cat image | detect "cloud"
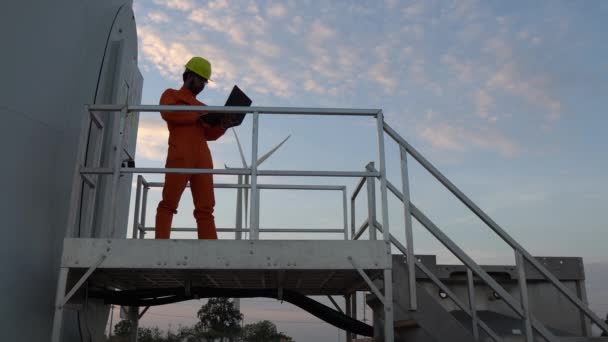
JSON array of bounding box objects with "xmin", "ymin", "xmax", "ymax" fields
[
  {"xmin": 266, "ymin": 3, "xmax": 288, "ymax": 17},
  {"xmin": 136, "ymin": 119, "xmax": 168, "ymax": 161},
  {"xmin": 487, "ymin": 63, "xmax": 561, "ymax": 122},
  {"xmin": 409, "ymin": 58, "xmax": 442, "ymax": 95},
  {"xmin": 309, "ymin": 20, "xmax": 336, "ymax": 42},
  {"xmin": 138, "ymin": 26, "xmax": 196, "ymax": 81},
  {"xmin": 244, "ymin": 57, "xmax": 292, "ymax": 97},
  {"xmin": 154, "ymin": 0, "xmax": 194, "ymax": 11},
  {"xmin": 484, "ymin": 37, "xmax": 513, "ymax": 61},
  {"xmin": 188, "ymin": 9, "xmax": 247, "ymax": 45},
  {"xmin": 403, "ymin": 1, "xmax": 427, "ymax": 18},
  {"xmin": 417, "ymin": 110, "xmax": 518, "ymax": 156},
  {"xmin": 147, "ymin": 11, "xmax": 170, "ymax": 23},
  {"xmin": 138, "ymin": 26, "xmax": 238, "ymax": 87},
  {"xmin": 254, "ymin": 40, "xmax": 281, "ymax": 57},
  {"xmin": 441, "ymin": 53, "xmax": 474, "ymax": 83},
  {"xmin": 473, "ymin": 89, "xmax": 497, "ymax": 122}
]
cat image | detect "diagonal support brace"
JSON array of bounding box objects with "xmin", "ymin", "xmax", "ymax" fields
[
  {"xmin": 138, "ymin": 306, "xmax": 150, "ymax": 320},
  {"xmin": 348, "ymin": 256, "xmax": 386, "ymax": 306},
  {"xmin": 327, "ymin": 296, "xmax": 344, "ymax": 314},
  {"xmin": 61, "ymin": 255, "xmax": 106, "ymax": 307}
]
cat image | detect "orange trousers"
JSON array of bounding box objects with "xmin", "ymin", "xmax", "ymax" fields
[{"xmin": 155, "ymin": 147, "xmax": 218, "ymax": 240}]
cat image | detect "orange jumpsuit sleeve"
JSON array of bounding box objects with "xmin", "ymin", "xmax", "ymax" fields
[
  {"xmin": 203, "ymin": 124, "xmax": 226, "ymax": 141},
  {"xmin": 160, "ymin": 89, "xmax": 204, "ymax": 125}
]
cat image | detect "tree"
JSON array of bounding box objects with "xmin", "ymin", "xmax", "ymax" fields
[
  {"xmin": 241, "ymin": 320, "xmax": 293, "ymax": 342},
  {"xmin": 195, "ymin": 297, "xmax": 243, "ymax": 341},
  {"xmin": 113, "ymin": 319, "xmax": 132, "ymax": 338}
]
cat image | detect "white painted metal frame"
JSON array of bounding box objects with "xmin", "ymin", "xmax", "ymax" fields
[
  {"xmin": 133, "ymin": 176, "xmax": 350, "ymax": 239},
  {"xmin": 53, "ymin": 104, "xmax": 397, "ymax": 342},
  {"xmin": 62, "ymin": 239, "xmax": 390, "ymax": 270},
  {"xmin": 382, "ymin": 121, "xmax": 608, "ymax": 336}
]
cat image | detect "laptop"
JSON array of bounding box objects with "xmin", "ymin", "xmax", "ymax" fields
[{"xmin": 201, "ymin": 85, "xmax": 252, "ymax": 128}]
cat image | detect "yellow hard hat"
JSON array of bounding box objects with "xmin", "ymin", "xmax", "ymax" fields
[{"xmin": 185, "ymin": 56, "xmax": 212, "ymax": 81}]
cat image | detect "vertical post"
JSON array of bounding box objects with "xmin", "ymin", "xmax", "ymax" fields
[
  {"xmin": 342, "ymin": 187, "xmax": 348, "ymax": 240},
  {"xmin": 351, "ymin": 292, "xmax": 358, "ymax": 341},
  {"xmin": 350, "ymin": 198, "xmax": 356, "ymax": 240},
  {"xmin": 65, "ymin": 107, "xmax": 93, "ymax": 238},
  {"xmin": 467, "ymin": 268, "xmax": 480, "ymax": 340},
  {"xmin": 235, "ymin": 175, "xmax": 243, "ymax": 241},
  {"xmin": 576, "ymin": 280, "xmax": 592, "ymax": 337},
  {"xmin": 345, "ymin": 295, "xmax": 352, "ymax": 342},
  {"xmin": 81, "ymin": 120, "xmax": 105, "ymax": 237},
  {"xmin": 377, "ymin": 111, "xmax": 394, "ymax": 341},
  {"xmin": 365, "ymin": 162, "xmax": 377, "ymax": 240},
  {"xmin": 400, "ymin": 146, "xmax": 417, "ymax": 311},
  {"xmin": 132, "ymin": 175, "xmax": 142, "ymax": 239},
  {"xmin": 51, "ymin": 268, "xmax": 69, "ymax": 342},
  {"xmin": 516, "ymin": 251, "xmax": 534, "ymax": 342},
  {"xmin": 128, "ymin": 306, "xmax": 139, "ymax": 342},
  {"xmin": 107, "ymin": 106, "xmax": 127, "ymax": 237},
  {"xmin": 383, "ymin": 269, "xmax": 394, "ymax": 342},
  {"xmin": 376, "ymin": 110, "xmax": 390, "ymax": 242},
  {"xmin": 234, "ymin": 176, "xmax": 243, "ymax": 313},
  {"xmin": 139, "ymin": 181, "xmax": 149, "ymax": 239},
  {"xmin": 249, "ymin": 112, "xmax": 260, "ymax": 240}
]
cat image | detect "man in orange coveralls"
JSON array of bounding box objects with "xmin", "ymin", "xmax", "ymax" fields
[{"xmin": 155, "ymin": 56, "xmax": 225, "ymax": 239}]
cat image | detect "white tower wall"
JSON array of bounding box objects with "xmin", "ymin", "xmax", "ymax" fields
[{"xmin": 0, "ymin": 1, "xmax": 141, "ymax": 341}]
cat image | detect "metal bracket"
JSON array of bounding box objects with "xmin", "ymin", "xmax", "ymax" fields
[
  {"xmin": 60, "ymin": 255, "xmax": 106, "ymax": 307},
  {"xmin": 348, "ymin": 256, "xmax": 386, "ymax": 306},
  {"xmin": 138, "ymin": 306, "xmax": 150, "ymax": 320},
  {"xmin": 81, "ymin": 174, "xmax": 96, "ymax": 189}
]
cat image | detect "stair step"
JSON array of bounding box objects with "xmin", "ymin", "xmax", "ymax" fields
[
  {"xmin": 394, "ymin": 319, "xmax": 419, "ymax": 330},
  {"xmin": 559, "ymin": 338, "xmax": 608, "ymax": 341}
]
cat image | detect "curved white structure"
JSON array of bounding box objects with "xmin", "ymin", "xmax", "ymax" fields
[{"xmin": 0, "ymin": 1, "xmax": 141, "ymax": 341}]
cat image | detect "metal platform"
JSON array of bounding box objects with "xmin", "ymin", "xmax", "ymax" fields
[{"xmin": 61, "ymin": 239, "xmax": 390, "ymax": 296}]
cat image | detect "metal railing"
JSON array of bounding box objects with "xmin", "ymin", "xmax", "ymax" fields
[
  {"xmin": 131, "ymin": 175, "xmax": 350, "ymax": 240},
  {"xmin": 350, "ymin": 121, "xmax": 608, "ymax": 340},
  {"xmin": 64, "ymin": 103, "xmax": 608, "ymax": 341},
  {"xmin": 65, "ymin": 104, "xmax": 396, "ymax": 341},
  {"xmin": 69, "ymin": 104, "xmax": 387, "ymax": 241}
]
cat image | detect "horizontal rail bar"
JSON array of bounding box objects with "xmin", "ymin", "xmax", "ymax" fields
[
  {"xmin": 144, "ymin": 183, "xmax": 344, "ymax": 191},
  {"xmin": 384, "ymin": 122, "xmax": 608, "ymax": 334},
  {"xmin": 257, "ymin": 170, "xmax": 378, "ymax": 177},
  {"xmin": 80, "ymin": 168, "xmax": 249, "ymax": 175},
  {"xmin": 259, "ymin": 184, "xmax": 346, "ymax": 191},
  {"xmin": 353, "ymin": 219, "xmax": 370, "ymax": 241},
  {"xmin": 81, "ymin": 167, "xmax": 379, "ymax": 178},
  {"xmin": 86, "ymin": 104, "xmax": 381, "ymax": 116},
  {"xmin": 146, "ymin": 182, "xmax": 250, "ymax": 189},
  {"xmin": 351, "ymin": 176, "xmax": 367, "ymax": 201},
  {"xmin": 141, "ymin": 227, "xmax": 345, "ymax": 233}
]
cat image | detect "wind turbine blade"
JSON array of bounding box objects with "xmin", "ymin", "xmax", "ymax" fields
[
  {"xmin": 232, "ymin": 128, "xmax": 248, "ymax": 168},
  {"xmin": 257, "ymin": 135, "xmax": 291, "ymax": 166}
]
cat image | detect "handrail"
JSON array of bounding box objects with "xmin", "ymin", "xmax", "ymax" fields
[
  {"xmin": 383, "ymin": 121, "xmax": 608, "ymax": 335},
  {"xmin": 372, "ymin": 164, "xmax": 555, "ymax": 340},
  {"xmin": 372, "ymin": 221, "xmax": 501, "ymax": 342},
  {"xmin": 133, "ymin": 176, "xmax": 350, "ymax": 239},
  {"xmin": 89, "ymin": 104, "xmax": 381, "ymax": 116}
]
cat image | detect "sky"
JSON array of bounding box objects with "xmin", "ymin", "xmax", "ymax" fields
[{"xmin": 115, "ymin": 0, "xmax": 608, "ymax": 340}]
